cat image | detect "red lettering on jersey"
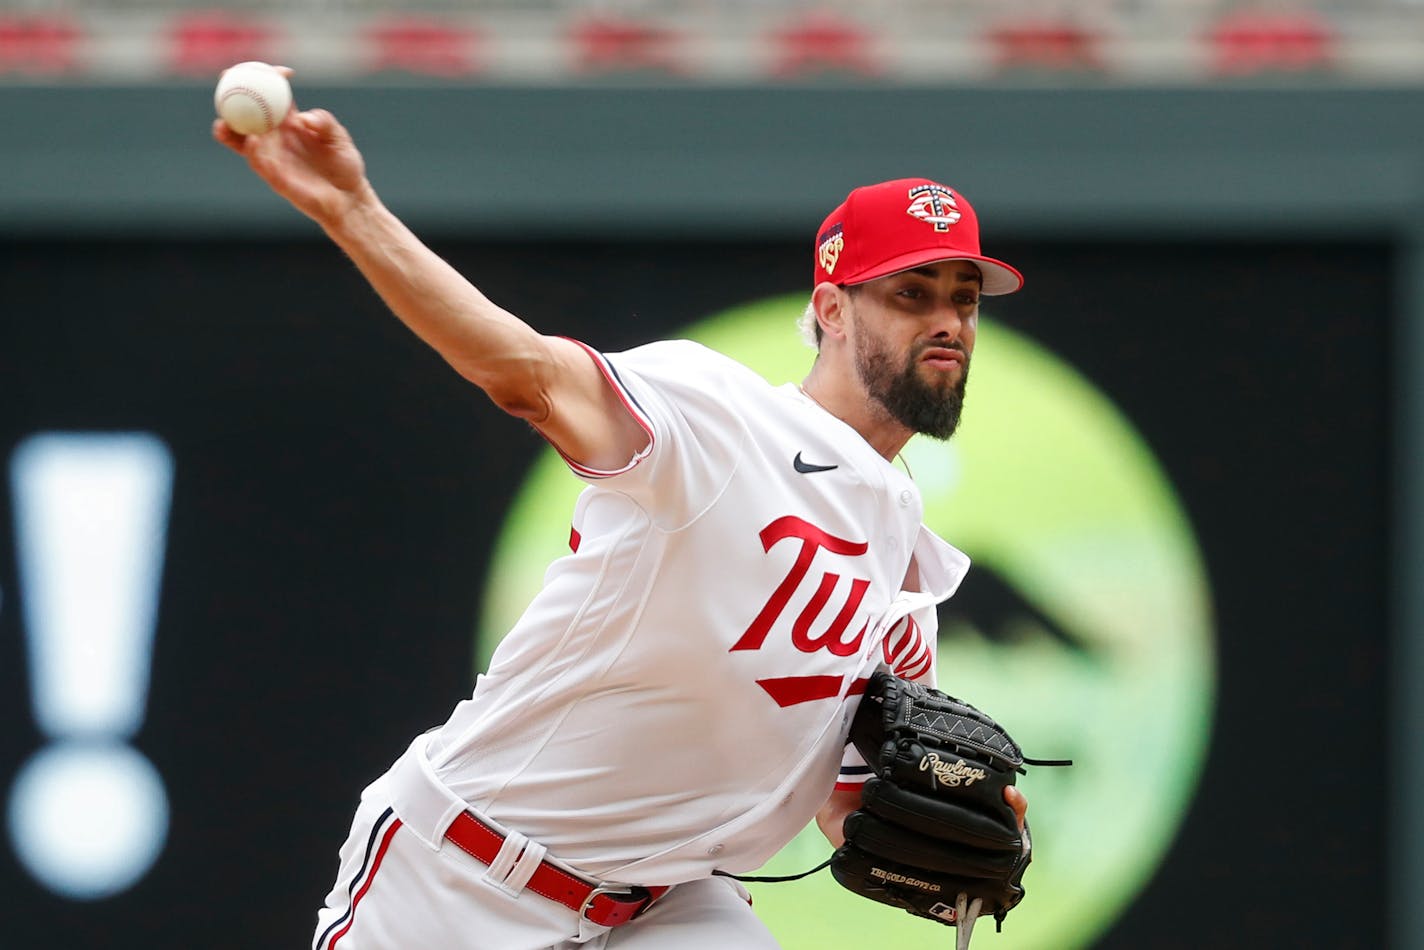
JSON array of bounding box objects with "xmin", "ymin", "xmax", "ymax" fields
[
  {"xmin": 731, "ymin": 515, "xmax": 870, "ymax": 653},
  {"xmin": 883, "ymin": 616, "xmax": 933, "ymax": 679},
  {"xmin": 791, "ymin": 573, "xmax": 869, "ymax": 656},
  {"xmin": 756, "ymin": 674, "xmax": 871, "ymax": 707}
]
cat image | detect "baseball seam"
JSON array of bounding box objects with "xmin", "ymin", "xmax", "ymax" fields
[{"xmin": 219, "ymin": 85, "xmax": 274, "ymax": 132}]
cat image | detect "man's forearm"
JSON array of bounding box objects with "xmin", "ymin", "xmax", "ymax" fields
[{"xmin": 319, "ymin": 188, "xmax": 549, "ymax": 419}]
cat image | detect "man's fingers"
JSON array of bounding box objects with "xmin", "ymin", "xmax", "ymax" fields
[
  {"xmin": 1003, "ymin": 785, "xmax": 1028, "ymax": 829},
  {"xmin": 298, "ymin": 109, "xmax": 359, "ymax": 156},
  {"xmin": 299, "ymin": 108, "xmax": 343, "ymax": 141},
  {"xmin": 275, "ymin": 104, "xmax": 306, "ymax": 131},
  {"xmin": 211, "ymin": 117, "xmax": 247, "ymax": 152},
  {"xmin": 212, "ymin": 107, "xmax": 347, "ymax": 163}
]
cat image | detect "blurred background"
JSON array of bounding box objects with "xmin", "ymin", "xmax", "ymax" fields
[{"xmin": 0, "ymin": 0, "xmax": 1418, "ymax": 947}]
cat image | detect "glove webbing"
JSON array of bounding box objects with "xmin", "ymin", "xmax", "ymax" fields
[{"xmin": 955, "ymin": 893, "xmax": 984, "ymax": 950}]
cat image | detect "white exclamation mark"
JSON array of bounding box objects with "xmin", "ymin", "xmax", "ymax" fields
[{"xmin": 7, "ymin": 432, "xmax": 173, "ymax": 900}]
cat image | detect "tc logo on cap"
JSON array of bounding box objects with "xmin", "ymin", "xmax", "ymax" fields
[
  {"xmin": 817, "ymin": 224, "xmax": 845, "ymax": 275},
  {"xmin": 906, "ymin": 184, "xmax": 961, "ymax": 232}
]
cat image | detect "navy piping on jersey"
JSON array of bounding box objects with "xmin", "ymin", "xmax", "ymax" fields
[
  {"xmin": 603, "ymin": 355, "xmax": 649, "ymax": 418},
  {"xmin": 553, "ymin": 340, "xmax": 656, "ymax": 481},
  {"xmin": 313, "ymin": 806, "xmax": 398, "ymax": 950}
]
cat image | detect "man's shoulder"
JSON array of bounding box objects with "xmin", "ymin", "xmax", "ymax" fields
[
  {"xmin": 614, "ymin": 338, "xmax": 728, "ymax": 365},
  {"xmin": 609, "ymin": 339, "xmax": 766, "ymax": 388}
]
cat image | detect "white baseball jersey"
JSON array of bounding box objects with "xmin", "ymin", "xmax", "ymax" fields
[{"xmin": 423, "ymin": 339, "xmax": 969, "ymax": 886}]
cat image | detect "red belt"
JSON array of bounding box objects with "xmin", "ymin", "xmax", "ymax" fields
[{"xmin": 444, "ymin": 811, "xmax": 670, "ymax": 927}]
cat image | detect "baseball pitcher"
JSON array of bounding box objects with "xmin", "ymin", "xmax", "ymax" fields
[{"xmin": 214, "ymin": 75, "xmax": 1053, "ymax": 950}]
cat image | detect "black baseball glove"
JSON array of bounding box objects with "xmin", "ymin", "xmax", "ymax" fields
[{"xmin": 830, "ymin": 669, "xmax": 1067, "ymax": 946}]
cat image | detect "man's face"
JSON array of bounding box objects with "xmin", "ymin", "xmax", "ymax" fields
[{"xmin": 845, "ymin": 260, "xmax": 981, "ymax": 440}]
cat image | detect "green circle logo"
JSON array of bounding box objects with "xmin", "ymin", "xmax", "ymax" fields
[{"xmin": 478, "ymin": 293, "xmax": 1214, "ymax": 949}]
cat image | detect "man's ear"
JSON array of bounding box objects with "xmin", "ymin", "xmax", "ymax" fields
[{"xmin": 812, "ymin": 282, "xmax": 849, "ymax": 343}]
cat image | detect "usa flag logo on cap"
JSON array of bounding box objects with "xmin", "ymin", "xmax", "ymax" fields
[{"xmin": 817, "ymin": 224, "xmax": 845, "ymax": 275}]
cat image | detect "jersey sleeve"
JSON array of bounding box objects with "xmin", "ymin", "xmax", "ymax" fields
[
  {"xmin": 835, "ymin": 743, "xmax": 874, "ymax": 793},
  {"xmin": 561, "ymin": 339, "xmax": 754, "ymax": 529}
]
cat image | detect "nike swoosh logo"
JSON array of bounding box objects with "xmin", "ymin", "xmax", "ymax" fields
[{"xmin": 793, "ymin": 452, "xmax": 838, "ymax": 474}]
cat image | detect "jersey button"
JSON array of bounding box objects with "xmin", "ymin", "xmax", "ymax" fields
[
  {"xmin": 899, "ymin": 490, "xmax": 913, "ymax": 506},
  {"xmin": 707, "ymin": 844, "xmax": 724, "ymax": 856}
]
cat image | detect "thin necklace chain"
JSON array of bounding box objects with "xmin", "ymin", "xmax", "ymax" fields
[{"xmin": 897, "ymin": 451, "xmax": 915, "ymax": 480}]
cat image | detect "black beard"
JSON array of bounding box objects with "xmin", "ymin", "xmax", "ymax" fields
[{"xmin": 855, "ymin": 337, "xmax": 969, "ymax": 440}]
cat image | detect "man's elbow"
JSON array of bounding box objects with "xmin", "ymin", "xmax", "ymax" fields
[{"xmin": 458, "ymin": 356, "xmax": 551, "ymax": 423}]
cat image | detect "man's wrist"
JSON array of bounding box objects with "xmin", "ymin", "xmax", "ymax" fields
[{"xmin": 319, "ymin": 180, "xmax": 384, "ymax": 242}]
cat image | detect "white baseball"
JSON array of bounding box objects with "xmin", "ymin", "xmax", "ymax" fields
[{"xmin": 214, "ymin": 61, "xmax": 293, "ymax": 136}]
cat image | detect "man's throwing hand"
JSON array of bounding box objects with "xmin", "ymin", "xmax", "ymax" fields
[{"xmin": 212, "ymin": 67, "xmax": 371, "ymax": 228}]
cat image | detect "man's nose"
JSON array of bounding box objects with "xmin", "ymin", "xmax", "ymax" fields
[{"xmin": 929, "ymin": 302, "xmax": 963, "ymax": 341}]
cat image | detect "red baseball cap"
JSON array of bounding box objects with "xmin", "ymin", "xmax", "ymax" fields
[{"xmin": 812, "ymin": 178, "xmax": 1023, "ymax": 295}]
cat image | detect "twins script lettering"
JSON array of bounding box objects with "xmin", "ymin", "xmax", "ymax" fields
[{"xmin": 730, "ymin": 515, "xmax": 871, "ymax": 657}]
